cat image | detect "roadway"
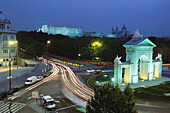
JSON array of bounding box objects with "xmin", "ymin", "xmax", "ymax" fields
[
  {"xmin": 1, "ymin": 59, "xmax": 170, "ymax": 113},
  {"xmin": 63, "ymin": 62, "xmax": 170, "ymax": 113},
  {"xmin": 0, "ymin": 61, "xmax": 83, "ymax": 113}
]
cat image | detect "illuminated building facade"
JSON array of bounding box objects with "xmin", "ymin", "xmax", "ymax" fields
[
  {"xmin": 83, "ymin": 32, "xmax": 116, "ymax": 38},
  {"xmin": 38, "ymin": 25, "xmax": 83, "ymax": 38},
  {"xmin": 0, "ymin": 11, "xmax": 17, "ymax": 66},
  {"xmin": 114, "ymin": 30, "xmax": 162, "ymax": 85}
]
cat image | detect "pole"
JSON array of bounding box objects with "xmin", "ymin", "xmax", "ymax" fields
[
  {"xmin": 9, "ymin": 102, "xmax": 11, "ymax": 113},
  {"xmin": 46, "ymin": 40, "xmax": 50, "ymax": 72},
  {"xmin": 47, "ymin": 44, "xmax": 48, "ymax": 72},
  {"xmin": 9, "ymin": 45, "xmax": 11, "ymax": 91},
  {"xmin": 16, "ymin": 42, "xmax": 18, "ymax": 69}
]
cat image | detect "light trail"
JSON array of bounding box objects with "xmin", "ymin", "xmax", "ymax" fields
[
  {"xmin": 8, "ymin": 62, "xmax": 60, "ymax": 100},
  {"xmin": 52, "ymin": 60, "xmax": 170, "ymax": 109},
  {"xmin": 54, "ymin": 62, "xmax": 94, "ymax": 101}
]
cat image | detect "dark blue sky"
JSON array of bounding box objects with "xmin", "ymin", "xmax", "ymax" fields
[{"xmin": 1, "ymin": 0, "xmax": 170, "ymax": 37}]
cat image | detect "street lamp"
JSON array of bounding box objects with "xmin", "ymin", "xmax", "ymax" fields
[
  {"xmin": 78, "ymin": 53, "xmax": 81, "ymax": 69},
  {"xmin": 90, "ymin": 41, "xmax": 102, "ymax": 60},
  {"xmin": 46, "ymin": 40, "xmax": 51, "ymax": 72},
  {"xmin": 14, "ymin": 41, "xmax": 18, "ymax": 69},
  {"xmin": 92, "ymin": 41, "xmax": 102, "ymax": 47},
  {"xmin": 8, "ymin": 41, "xmax": 17, "ymax": 91}
]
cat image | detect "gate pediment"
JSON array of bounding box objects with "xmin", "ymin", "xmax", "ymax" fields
[{"xmin": 137, "ymin": 39, "xmax": 156, "ymax": 47}]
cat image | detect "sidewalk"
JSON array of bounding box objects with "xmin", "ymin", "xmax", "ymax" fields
[
  {"xmin": 0, "ymin": 60, "xmax": 46, "ymax": 92},
  {"xmin": 120, "ymin": 77, "xmax": 170, "ymax": 90},
  {"xmin": 0, "ymin": 66, "xmax": 21, "ymax": 72}
]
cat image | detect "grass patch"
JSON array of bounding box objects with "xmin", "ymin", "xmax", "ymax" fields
[
  {"xmin": 134, "ymin": 81, "xmax": 170, "ymax": 103},
  {"xmin": 88, "ymin": 73, "xmax": 113, "ymax": 89},
  {"xmin": 88, "ymin": 75, "xmax": 99, "ymax": 89}
]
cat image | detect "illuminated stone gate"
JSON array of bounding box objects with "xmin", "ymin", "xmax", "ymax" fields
[{"xmin": 114, "ymin": 30, "xmax": 162, "ymax": 85}]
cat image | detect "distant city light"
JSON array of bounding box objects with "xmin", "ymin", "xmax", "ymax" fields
[
  {"xmin": 96, "ymin": 81, "xmax": 99, "ymax": 83},
  {"xmin": 104, "ymin": 75, "xmax": 108, "ymax": 77}
]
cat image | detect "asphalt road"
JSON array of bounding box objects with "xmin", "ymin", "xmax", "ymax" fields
[
  {"xmin": 1, "ymin": 60, "xmax": 169, "ymax": 113},
  {"xmin": 9, "ymin": 65, "xmax": 83, "ymax": 113}
]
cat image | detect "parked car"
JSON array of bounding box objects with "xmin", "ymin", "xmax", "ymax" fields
[
  {"xmin": 25, "ymin": 76, "xmax": 37, "ymax": 85},
  {"xmin": 0, "ymin": 91, "xmax": 7, "ymax": 100},
  {"xmin": 7, "ymin": 88, "xmax": 18, "ymax": 95},
  {"xmin": 37, "ymin": 76, "xmax": 43, "ymax": 81}
]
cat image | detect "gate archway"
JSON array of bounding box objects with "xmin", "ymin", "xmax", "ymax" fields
[
  {"xmin": 114, "ymin": 30, "xmax": 162, "ymax": 85},
  {"xmin": 139, "ymin": 55, "xmax": 149, "ymax": 80}
]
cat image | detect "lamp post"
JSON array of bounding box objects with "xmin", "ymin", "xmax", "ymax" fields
[
  {"xmin": 46, "ymin": 40, "xmax": 51, "ymax": 72},
  {"xmin": 8, "ymin": 41, "xmax": 17, "ymax": 91},
  {"xmin": 78, "ymin": 53, "xmax": 81, "ymax": 69},
  {"xmin": 91, "ymin": 41, "xmax": 102, "ymax": 60},
  {"xmin": 15, "ymin": 41, "xmax": 18, "ymax": 69}
]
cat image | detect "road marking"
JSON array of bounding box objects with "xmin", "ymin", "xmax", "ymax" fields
[
  {"xmin": 0, "ymin": 102, "xmax": 26, "ymax": 113},
  {"xmin": 54, "ymin": 104, "xmax": 76, "ymax": 112},
  {"xmin": 0, "ymin": 101, "xmax": 4, "ymax": 106},
  {"xmin": 62, "ymin": 99, "xmax": 66, "ymax": 103},
  {"xmin": 27, "ymin": 96, "xmax": 32, "ymax": 100},
  {"xmin": 58, "ymin": 96, "xmax": 61, "ymax": 99},
  {"xmin": 66, "ymin": 103, "xmax": 70, "ymax": 106}
]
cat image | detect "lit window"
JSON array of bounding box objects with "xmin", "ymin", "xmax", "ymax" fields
[
  {"xmin": 3, "ymin": 35, "xmax": 8, "ymax": 41},
  {"xmin": 3, "ymin": 49, "xmax": 8, "ymax": 53}
]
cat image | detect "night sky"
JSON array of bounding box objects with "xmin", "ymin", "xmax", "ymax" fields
[{"xmin": 1, "ymin": 0, "xmax": 170, "ymax": 37}]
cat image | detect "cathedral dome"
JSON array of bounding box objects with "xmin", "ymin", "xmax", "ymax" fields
[
  {"xmin": 122, "ymin": 25, "xmax": 127, "ymax": 30},
  {"xmin": 0, "ymin": 11, "xmax": 10, "ymax": 24}
]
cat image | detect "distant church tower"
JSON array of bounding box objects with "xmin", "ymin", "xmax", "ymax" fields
[
  {"xmin": 111, "ymin": 27, "xmax": 116, "ymax": 34},
  {"xmin": 116, "ymin": 26, "xmax": 118, "ymax": 33},
  {"xmin": 121, "ymin": 25, "xmax": 127, "ymax": 33}
]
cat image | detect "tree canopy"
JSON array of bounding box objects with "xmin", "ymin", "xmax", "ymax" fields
[
  {"xmin": 86, "ymin": 84, "xmax": 137, "ymax": 113},
  {"xmin": 17, "ymin": 31, "xmax": 170, "ymax": 63}
]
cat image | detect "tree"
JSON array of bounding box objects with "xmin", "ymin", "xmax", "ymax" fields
[{"xmin": 86, "ymin": 84, "xmax": 137, "ymax": 113}]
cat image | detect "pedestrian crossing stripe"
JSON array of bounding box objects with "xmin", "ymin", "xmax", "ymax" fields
[
  {"xmin": 0, "ymin": 101, "xmax": 4, "ymax": 105},
  {"xmin": 0, "ymin": 102, "xmax": 26, "ymax": 113}
]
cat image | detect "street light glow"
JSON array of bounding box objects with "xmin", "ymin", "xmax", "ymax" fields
[
  {"xmin": 95, "ymin": 42, "xmax": 99, "ymax": 45},
  {"xmin": 47, "ymin": 40, "xmax": 51, "ymax": 44},
  {"xmin": 9, "ymin": 41, "xmax": 17, "ymax": 45},
  {"xmin": 92, "ymin": 41, "xmax": 102, "ymax": 47},
  {"xmin": 9, "ymin": 41, "xmax": 15, "ymax": 45}
]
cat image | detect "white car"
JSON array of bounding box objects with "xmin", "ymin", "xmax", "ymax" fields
[
  {"xmin": 41, "ymin": 95, "xmax": 56, "ymax": 109},
  {"xmin": 25, "ymin": 76, "xmax": 37, "ymax": 85},
  {"xmin": 101, "ymin": 70, "xmax": 114, "ymax": 73},
  {"xmin": 86, "ymin": 69, "xmax": 95, "ymax": 73},
  {"xmin": 37, "ymin": 76, "xmax": 43, "ymax": 81}
]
